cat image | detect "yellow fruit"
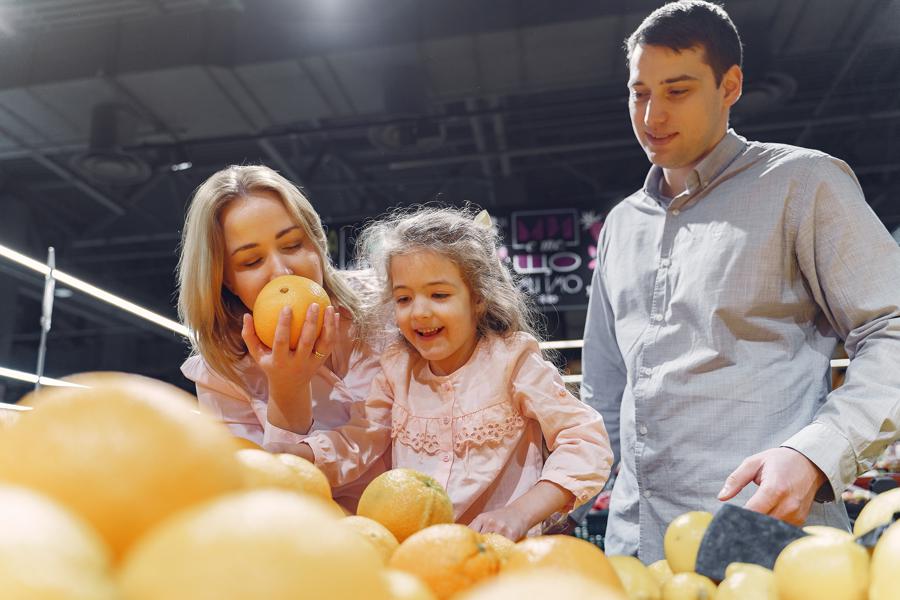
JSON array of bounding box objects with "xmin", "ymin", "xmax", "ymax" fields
[
  {"xmin": 802, "ymin": 525, "xmax": 854, "ymax": 541},
  {"xmin": 120, "ymin": 489, "xmax": 389, "ymax": 600},
  {"xmin": 384, "ymin": 569, "xmax": 439, "ymax": 600},
  {"xmin": 774, "ymin": 534, "xmax": 869, "ymax": 600},
  {"xmin": 853, "ymin": 487, "xmax": 900, "ymax": 536},
  {"xmin": 0, "ymin": 406, "xmax": 21, "ymax": 429},
  {"xmin": 609, "ymin": 555, "xmax": 661, "ymax": 600},
  {"xmin": 648, "ymin": 559, "xmax": 674, "ymax": 587},
  {"xmin": 456, "ymin": 568, "xmax": 627, "ymax": 600},
  {"xmin": 0, "ymin": 484, "xmax": 118, "ymax": 600},
  {"xmin": 505, "ymin": 535, "xmax": 624, "ymax": 591},
  {"xmin": 661, "ymin": 572, "xmax": 717, "ymax": 600},
  {"xmin": 870, "ymin": 520, "xmax": 900, "ymax": 600},
  {"xmin": 482, "ymin": 532, "xmax": 516, "ymax": 563},
  {"xmin": 664, "ymin": 511, "xmax": 713, "ymax": 573},
  {"xmin": 357, "ymin": 468, "xmax": 454, "ymax": 542},
  {"xmin": 235, "ymin": 448, "xmax": 332, "ymax": 500},
  {"xmin": 389, "ymin": 524, "xmax": 501, "ymax": 600},
  {"xmin": 231, "ymin": 436, "xmax": 264, "ymax": 451},
  {"xmin": 715, "ymin": 563, "xmax": 775, "ymax": 600},
  {"xmin": 252, "ymin": 274, "xmax": 331, "ymax": 348},
  {"xmin": 341, "ymin": 515, "xmax": 400, "ymax": 564},
  {"xmin": 0, "ymin": 373, "xmax": 243, "ymax": 561}
]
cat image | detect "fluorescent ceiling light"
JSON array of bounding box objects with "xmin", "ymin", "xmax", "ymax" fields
[
  {"xmin": 0, "ymin": 366, "xmax": 84, "ymax": 389},
  {"xmin": 0, "ymin": 242, "xmax": 189, "ymax": 338}
]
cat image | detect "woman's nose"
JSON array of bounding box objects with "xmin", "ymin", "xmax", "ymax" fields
[{"xmin": 268, "ymin": 256, "xmax": 293, "ymax": 280}]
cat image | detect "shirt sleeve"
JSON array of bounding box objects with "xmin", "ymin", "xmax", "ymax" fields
[
  {"xmin": 781, "ymin": 157, "xmax": 900, "ymax": 499},
  {"xmin": 180, "ymin": 355, "xmax": 263, "ymax": 445},
  {"xmin": 512, "ymin": 339, "xmax": 614, "ymax": 509},
  {"xmin": 303, "ymin": 366, "xmax": 394, "ymax": 489},
  {"xmin": 581, "ymin": 226, "xmax": 629, "ymax": 468}
]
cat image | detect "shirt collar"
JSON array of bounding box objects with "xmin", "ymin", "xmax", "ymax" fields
[{"xmin": 642, "ymin": 129, "xmax": 748, "ymax": 206}]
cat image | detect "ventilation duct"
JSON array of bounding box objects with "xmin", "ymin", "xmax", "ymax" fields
[
  {"xmin": 368, "ymin": 65, "xmax": 446, "ymax": 154},
  {"xmin": 70, "ymin": 102, "xmax": 152, "ymax": 185}
]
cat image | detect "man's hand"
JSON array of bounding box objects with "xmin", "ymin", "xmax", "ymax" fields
[{"xmin": 718, "ymin": 447, "xmax": 828, "ymax": 525}]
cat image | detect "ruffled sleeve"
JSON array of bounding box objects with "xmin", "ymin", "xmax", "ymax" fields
[{"xmin": 509, "ymin": 334, "xmax": 613, "ymax": 509}]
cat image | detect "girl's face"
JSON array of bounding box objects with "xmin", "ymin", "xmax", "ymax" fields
[
  {"xmin": 220, "ymin": 190, "xmax": 324, "ymax": 311},
  {"xmin": 390, "ymin": 250, "xmax": 481, "ymax": 376}
]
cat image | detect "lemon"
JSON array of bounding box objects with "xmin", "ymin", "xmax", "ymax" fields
[
  {"xmin": 870, "ymin": 520, "xmax": 900, "ymax": 600},
  {"xmin": 664, "ymin": 511, "xmax": 713, "ymax": 573},
  {"xmin": 715, "ymin": 563, "xmax": 775, "ymax": 600},
  {"xmin": 609, "ymin": 554, "xmax": 661, "ymax": 600},
  {"xmin": 661, "ymin": 572, "xmax": 717, "ymax": 600},
  {"xmin": 853, "ymin": 487, "xmax": 900, "ymax": 537},
  {"xmin": 773, "ymin": 534, "xmax": 868, "ymax": 600}
]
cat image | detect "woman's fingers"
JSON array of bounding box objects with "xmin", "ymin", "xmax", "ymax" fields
[
  {"xmin": 241, "ymin": 313, "xmax": 265, "ymax": 363},
  {"xmin": 270, "ymin": 306, "xmax": 293, "ymax": 355},
  {"xmin": 311, "ymin": 306, "xmax": 338, "ymax": 362}
]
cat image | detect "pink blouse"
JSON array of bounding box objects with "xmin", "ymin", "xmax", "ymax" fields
[
  {"xmin": 305, "ymin": 332, "xmax": 613, "ymax": 524},
  {"xmin": 181, "ymin": 316, "xmax": 389, "ymax": 510}
]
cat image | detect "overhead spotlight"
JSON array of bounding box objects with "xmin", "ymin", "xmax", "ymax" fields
[{"xmin": 71, "ymin": 103, "xmax": 152, "ymax": 185}]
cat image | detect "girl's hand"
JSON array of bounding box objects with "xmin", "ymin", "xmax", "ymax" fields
[
  {"xmin": 242, "ymin": 303, "xmax": 339, "ymax": 387},
  {"xmin": 468, "ymin": 506, "xmax": 531, "ymax": 542}
]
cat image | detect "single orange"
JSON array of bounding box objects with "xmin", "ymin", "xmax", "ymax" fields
[
  {"xmin": 252, "ymin": 275, "xmax": 331, "ymax": 349},
  {"xmin": 504, "ymin": 535, "xmax": 624, "ymax": 592},
  {"xmin": 357, "ymin": 468, "xmax": 455, "ymax": 542},
  {"xmin": 390, "ymin": 524, "xmax": 501, "ymax": 599},
  {"xmin": 340, "ymin": 515, "xmax": 400, "ymax": 564},
  {"xmin": 0, "ymin": 373, "xmax": 244, "ymax": 561}
]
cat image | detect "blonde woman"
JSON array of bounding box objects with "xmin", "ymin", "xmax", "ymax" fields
[{"xmin": 177, "ymin": 165, "xmax": 387, "ymax": 510}]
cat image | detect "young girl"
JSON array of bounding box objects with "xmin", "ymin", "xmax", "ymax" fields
[
  {"xmin": 177, "ymin": 165, "xmax": 388, "ymax": 510},
  {"xmin": 298, "ymin": 206, "xmax": 612, "ymax": 540}
]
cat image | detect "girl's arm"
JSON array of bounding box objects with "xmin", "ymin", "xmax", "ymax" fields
[
  {"xmin": 299, "ymin": 367, "xmax": 395, "ymax": 488},
  {"xmin": 471, "ymin": 339, "xmax": 614, "ymax": 540}
]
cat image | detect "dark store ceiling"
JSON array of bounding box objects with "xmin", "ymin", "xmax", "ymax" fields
[{"xmin": 0, "ymin": 0, "xmax": 899, "ymax": 396}]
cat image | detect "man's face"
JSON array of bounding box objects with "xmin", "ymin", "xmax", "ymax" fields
[{"xmin": 628, "ymin": 44, "xmax": 740, "ymax": 172}]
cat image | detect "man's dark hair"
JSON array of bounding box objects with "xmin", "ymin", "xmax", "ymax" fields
[{"xmin": 625, "ymin": 0, "xmax": 743, "ymax": 86}]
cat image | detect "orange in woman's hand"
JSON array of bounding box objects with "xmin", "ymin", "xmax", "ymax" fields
[{"xmin": 252, "ymin": 275, "xmax": 331, "ymax": 349}]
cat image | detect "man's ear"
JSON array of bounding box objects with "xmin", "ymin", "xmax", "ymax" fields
[{"xmin": 722, "ymin": 64, "xmax": 743, "ymax": 108}]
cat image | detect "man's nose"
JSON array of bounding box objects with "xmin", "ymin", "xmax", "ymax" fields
[{"xmin": 643, "ymin": 97, "xmax": 667, "ymax": 127}]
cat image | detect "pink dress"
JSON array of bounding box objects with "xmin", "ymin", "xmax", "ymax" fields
[
  {"xmin": 305, "ymin": 331, "xmax": 613, "ymax": 525},
  {"xmin": 181, "ymin": 317, "xmax": 389, "ymax": 510}
]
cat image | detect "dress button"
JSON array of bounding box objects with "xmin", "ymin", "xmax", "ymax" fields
[
  {"xmin": 660, "ymin": 258, "xmax": 670, "ymax": 268},
  {"xmin": 640, "ymin": 367, "xmax": 653, "ymax": 376},
  {"xmin": 442, "ymin": 417, "xmax": 451, "ymax": 426},
  {"xmin": 639, "ymin": 424, "xmax": 648, "ymax": 435},
  {"xmin": 652, "ymin": 313, "xmax": 663, "ymax": 322},
  {"xmin": 442, "ymin": 382, "xmax": 452, "ymax": 391},
  {"xmin": 643, "ymin": 489, "xmax": 653, "ymax": 498},
  {"xmin": 442, "ymin": 454, "xmax": 451, "ymax": 463},
  {"xmin": 671, "ymin": 209, "xmax": 681, "ymax": 216}
]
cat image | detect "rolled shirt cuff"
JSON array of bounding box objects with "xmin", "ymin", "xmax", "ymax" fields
[{"xmin": 781, "ymin": 421, "xmax": 858, "ymax": 502}]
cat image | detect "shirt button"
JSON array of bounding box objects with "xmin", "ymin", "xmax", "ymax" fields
[
  {"xmin": 442, "ymin": 417, "xmax": 451, "ymax": 426},
  {"xmin": 652, "ymin": 313, "xmax": 663, "ymax": 322},
  {"xmin": 660, "ymin": 258, "xmax": 671, "ymax": 267},
  {"xmin": 639, "ymin": 424, "xmax": 648, "ymax": 435},
  {"xmin": 442, "ymin": 382, "xmax": 452, "ymax": 391},
  {"xmin": 643, "ymin": 489, "xmax": 653, "ymax": 498},
  {"xmin": 671, "ymin": 209, "xmax": 681, "ymax": 216},
  {"xmin": 640, "ymin": 367, "xmax": 653, "ymax": 376},
  {"xmin": 442, "ymin": 454, "xmax": 451, "ymax": 463}
]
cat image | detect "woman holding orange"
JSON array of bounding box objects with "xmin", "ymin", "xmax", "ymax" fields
[{"xmin": 177, "ymin": 165, "xmax": 387, "ymax": 510}]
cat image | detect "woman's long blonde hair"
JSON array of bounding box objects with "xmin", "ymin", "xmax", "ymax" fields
[{"xmin": 177, "ymin": 165, "xmax": 360, "ymax": 389}]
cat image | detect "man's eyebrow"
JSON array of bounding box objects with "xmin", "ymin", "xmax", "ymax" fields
[{"xmin": 629, "ymin": 74, "xmax": 700, "ymax": 87}]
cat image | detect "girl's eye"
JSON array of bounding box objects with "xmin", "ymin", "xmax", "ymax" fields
[
  {"xmin": 630, "ymin": 91, "xmax": 647, "ymax": 101},
  {"xmin": 669, "ymin": 89, "xmax": 688, "ymax": 96},
  {"xmin": 242, "ymin": 258, "xmax": 261, "ymax": 267},
  {"xmin": 432, "ymin": 293, "xmax": 449, "ymax": 299},
  {"xmin": 394, "ymin": 296, "xmax": 410, "ymax": 305}
]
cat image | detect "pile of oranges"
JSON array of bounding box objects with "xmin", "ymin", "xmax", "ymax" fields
[{"xmin": 5, "ymin": 371, "xmax": 896, "ymax": 599}]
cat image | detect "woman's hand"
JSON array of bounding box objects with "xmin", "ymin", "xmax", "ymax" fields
[
  {"xmin": 468, "ymin": 506, "xmax": 531, "ymax": 542},
  {"xmin": 242, "ymin": 303, "xmax": 340, "ymax": 434}
]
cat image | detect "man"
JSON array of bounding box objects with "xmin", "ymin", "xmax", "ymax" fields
[{"xmin": 581, "ymin": 0, "xmax": 900, "ymax": 562}]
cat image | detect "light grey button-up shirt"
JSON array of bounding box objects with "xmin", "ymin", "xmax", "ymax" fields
[{"xmin": 581, "ymin": 130, "xmax": 900, "ymax": 562}]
